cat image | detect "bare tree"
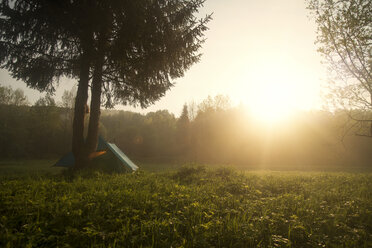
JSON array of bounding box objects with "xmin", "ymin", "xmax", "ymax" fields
[
  {"xmin": 307, "ymin": 0, "xmax": 372, "ymax": 137},
  {"xmin": 0, "ymin": 85, "xmax": 29, "ymax": 106}
]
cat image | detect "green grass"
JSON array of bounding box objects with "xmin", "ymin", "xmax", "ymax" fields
[
  {"xmin": 0, "ymin": 159, "xmax": 63, "ymax": 178},
  {"xmin": 0, "ymin": 162, "xmax": 371, "ymax": 247}
]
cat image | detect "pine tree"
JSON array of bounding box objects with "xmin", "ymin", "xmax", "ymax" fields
[{"xmin": 1, "ymin": 0, "xmax": 211, "ymax": 168}]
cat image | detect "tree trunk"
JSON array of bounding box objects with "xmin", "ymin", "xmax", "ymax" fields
[
  {"xmin": 370, "ymin": 93, "xmax": 372, "ymax": 137},
  {"xmin": 72, "ymin": 51, "xmax": 90, "ymax": 169},
  {"xmin": 85, "ymin": 31, "xmax": 107, "ymax": 156},
  {"xmin": 85, "ymin": 56, "xmax": 104, "ymax": 154}
]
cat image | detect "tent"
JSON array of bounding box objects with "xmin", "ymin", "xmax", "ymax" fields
[{"xmin": 54, "ymin": 137, "xmax": 139, "ymax": 172}]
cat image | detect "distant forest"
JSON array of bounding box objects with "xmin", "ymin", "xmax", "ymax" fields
[{"xmin": 1, "ymin": 86, "xmax": 371, "ymax": 170}]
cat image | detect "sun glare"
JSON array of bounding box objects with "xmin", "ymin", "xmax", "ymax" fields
[
  {"xmin": 249, "ymin": 72, "xmax": 301, "ymax": 124},
  {"xmin": 249, "ymin": 82, "xmax": 295, "ymax": 123},
  {"xmin": 235, "ymin": 58, "xmax": 316, "ymax": 124}
]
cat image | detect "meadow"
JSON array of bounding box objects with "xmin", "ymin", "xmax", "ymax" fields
[{"xmin": 0, "ymin": 161, "xmax": 371, "ymax": 247}]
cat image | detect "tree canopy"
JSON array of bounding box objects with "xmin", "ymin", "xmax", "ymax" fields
[{"xmin": 0, "ymin": 0, "xmax": 211, "ymax": 107}]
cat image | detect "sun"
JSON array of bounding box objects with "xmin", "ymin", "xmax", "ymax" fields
[
  {"xmin": 235, "ymin": 58, "xmax": 315, "ymax": 124},
  {"xmin": 248, "ymin": 81, "xmax": 296, "ymax": 123}
]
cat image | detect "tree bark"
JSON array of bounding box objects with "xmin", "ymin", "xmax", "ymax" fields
[
  {"xmin": 370, "ymin": 92, "xmax": 372, "ymax": 137},
  {"xmin": 85, "ymin": 55, "xmax": 104, "ymax": 154},
  {"xmin": 72, "ymin": 50, "xmax": 90, "ymax": 169}
]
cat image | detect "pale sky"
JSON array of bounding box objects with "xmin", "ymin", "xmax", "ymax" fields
[{"xmin": 0, "ymin": 0, "xmax": 327, "ymax": 117}]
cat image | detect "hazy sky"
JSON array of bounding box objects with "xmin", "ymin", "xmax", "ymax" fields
[{"xmin": 0, "ymin": 0, "xmax": 327, "ymax": 117}]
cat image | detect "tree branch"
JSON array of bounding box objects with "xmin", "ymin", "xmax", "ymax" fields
[{"xmin": 324, "ymin": 17, "xmax": 370, "ymax": 92}]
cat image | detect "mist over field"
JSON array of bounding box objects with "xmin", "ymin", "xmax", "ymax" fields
[{"xmin": 1, "ymin": 93, "xmax": 372, "ymax": 171}]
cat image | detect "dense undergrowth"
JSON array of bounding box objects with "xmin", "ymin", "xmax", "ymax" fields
[{"xmin": 1, "ymin": 165, "xmax": 371, "ymax": 247}]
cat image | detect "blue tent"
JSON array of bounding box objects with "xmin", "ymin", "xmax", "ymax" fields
[{"xmin": 54, "ymin": 137, "xmax": 138, "ymax": 172}]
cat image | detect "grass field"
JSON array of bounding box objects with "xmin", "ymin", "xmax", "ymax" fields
[{"xmin": 0, "ymin": 160, "xmax": 371, "ymax": 247}]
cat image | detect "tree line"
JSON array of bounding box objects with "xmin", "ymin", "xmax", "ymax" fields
[{"xmin": 1, "ymin": 86, "xmax": 371, "ymax": 169}]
